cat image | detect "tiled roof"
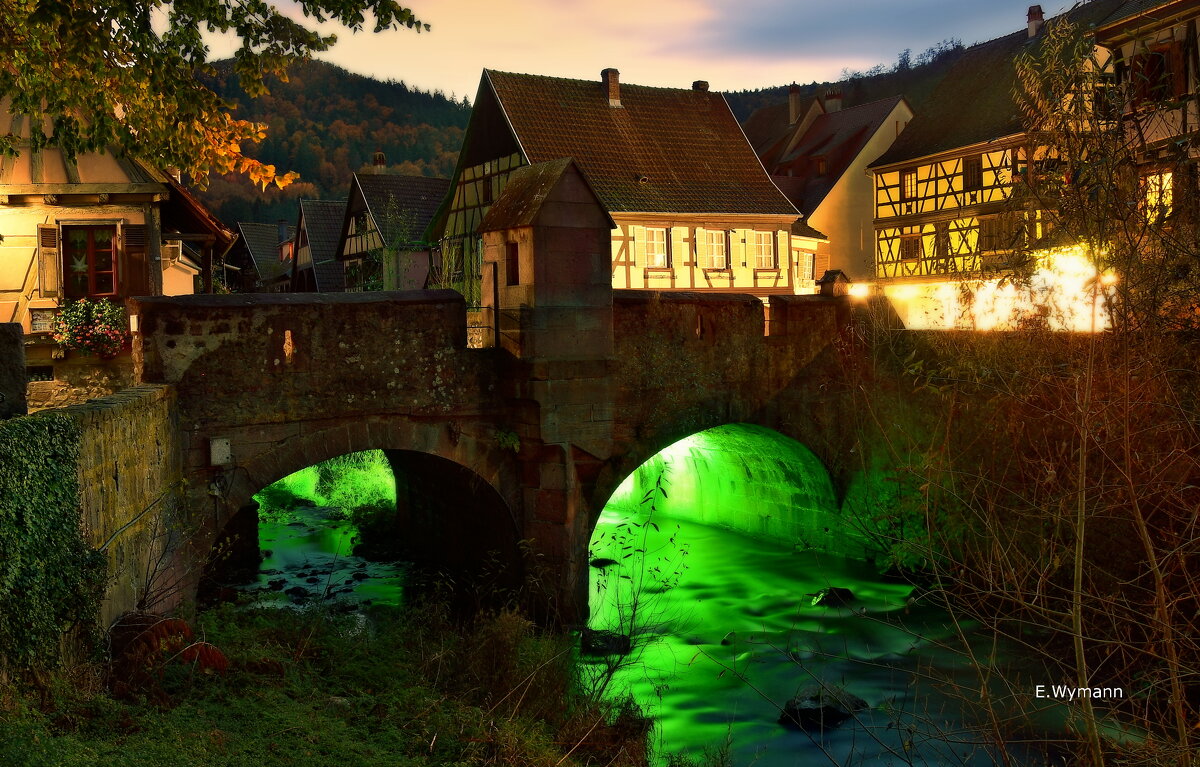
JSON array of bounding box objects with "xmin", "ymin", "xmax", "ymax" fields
[
  {"xmin": 773, "ymin": 96, "xmax": 906, "ymax": 216},
  {"xmin": 871, "ymin": 0, "xmax": 1128, "ymax": 168},
  {"xmin": 236, "ymin": 222, "xmax": 291, "ymax": 283},
  {"xmin": 485, "ymin": 70, "xmax": 799, "ymax": 216},
  {"xmin": 354, "ymin": 173, "xmax": 450, "ymax": 245},
  {"xmin": 480, "ymin": 158, "xmax": 614, "ymax": 232},
  {"xmin": 299, "ymin": 199, "xmax": 347, "ymax": 292}
]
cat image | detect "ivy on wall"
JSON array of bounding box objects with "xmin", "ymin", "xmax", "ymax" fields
[{"xmin": 0, "ymin": 413, "xmax": 105, "ymax": 669}]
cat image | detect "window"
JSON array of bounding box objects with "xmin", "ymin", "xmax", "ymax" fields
[
  {"xmin": 1143, "ymin": 171, "xmax": 1173, "ymax": 220},
  {"xmin": 63, "ymin": 225, "xmax": 117, "ymax": 298},
  {"xmin": 978, "ymin": 215, "xmax": 1024, "ymax": 252},
  {"xmin": 702, "ymin": 230, "xmax": 727, "ymax": 269},
  {"xmin": 899, "ymin": 228, "xmax": 923, "ymax": 261},
  {"xmin": 901, "ymin": 169, "xmax": 918, "ymax": 201},
  {"xmin": 962, "ymin": 155, "xmax": 983, "ymax": 192},
  {"xmin": 753, "ymin": 232, "xmax": 776, "ymax": 269},
  {"xmin": 1129, "ymin": 44, "xmax": 1183, "ymax": 106},
  {"xmin": 645, "ymin": 227, "xmax": 669, "ymax": 268},
  {"xmin": 505, "ymin": 241, "xmax": 520, "ymax": 285}
]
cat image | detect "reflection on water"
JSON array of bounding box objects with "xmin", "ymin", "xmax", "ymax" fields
[{"xmin": 241, "ymin": 506, "xmax": 408, "ymax": 609}]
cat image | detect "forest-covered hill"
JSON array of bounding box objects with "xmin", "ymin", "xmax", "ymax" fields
[
  {"xmin": 195, "ymin": 59, "xmax": 471, "ymax": 226},
  {"xmin": 196, "ymin": 42, "xmax": 963, "ymax": 229}
]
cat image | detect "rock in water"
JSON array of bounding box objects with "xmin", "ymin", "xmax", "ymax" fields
[
  {"xmin": 778, "ymin": 685, "xmax": 869, "ymax": 732},
  {"xmin": 809, "ymin": 587, "xmax": 854, "ymax": 607},
  {"xmin": 581, "ymin": 628, "xmax": 631, "ymax": 656}
]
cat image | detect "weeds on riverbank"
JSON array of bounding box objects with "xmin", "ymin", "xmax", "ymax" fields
[{"xmin": 0, "ymin": 602, "xmax": 653, "ymax": 767}]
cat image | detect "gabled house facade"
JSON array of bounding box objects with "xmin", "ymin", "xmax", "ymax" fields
[
  {"xmin": 0, "ymin": 98, "xmax": 234, "ymax": 408},
  {"xmin": 292, "ymin": 199, "xmax": 347, "ymax": 293},
  {"xmin": 866, "ymin": 1, "xmax": 1131, "ymax": 330},
  {"xmin": 337, "ymin": 172, "xmax": 450, "ymax": 291},
  {"xmin": 747, "ymin": 89, "xmax": 913, "ymax": 284},
  {"xmin": 431, "ymin": 68, "xmax": 825, "ymax": 303},
  {"xmin": 229, "ymin": 221, "xmax": 293, "ymax": 293}
]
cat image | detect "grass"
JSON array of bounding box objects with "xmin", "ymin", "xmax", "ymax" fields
[
  {"xmin": 0, "ymin": 602, "xmax": 653, "ymax": 767},
  {"xmin": 255, "ymin": 451, "xmax": 396, "ymax": 521}
]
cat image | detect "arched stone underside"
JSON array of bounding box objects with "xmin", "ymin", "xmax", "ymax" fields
[{"xmin": 181, "ymin": 414, "xmax": 522, "ymax": 611}]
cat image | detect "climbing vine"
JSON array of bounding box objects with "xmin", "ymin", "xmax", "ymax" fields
[{"xmin": 0, "ymin": 413, "xmax": 105, "ymax": 669}]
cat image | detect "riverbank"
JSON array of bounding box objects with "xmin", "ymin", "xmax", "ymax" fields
[{"xmin": 0, "ymin": 602, "xmax": 675, "ymax": 767}]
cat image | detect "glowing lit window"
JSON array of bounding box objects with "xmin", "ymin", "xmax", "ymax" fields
[
  {"xmin": 702, "ymin": 230, "xmax": 727, "ymax": 269},
  {"xmin": 1143, "ymin": 171, "xmax": 1173, "ymax": 220},
  {"xmin": 901, "ymin": 170, "xmax": 918, "ymax": 201},
  {"xmin": 753, "ymin": 232, "xmax": 776, "ymax": 269},
  {"xmin": 645, "ymin": 227, "xmax": 668, "ymax": 268}
]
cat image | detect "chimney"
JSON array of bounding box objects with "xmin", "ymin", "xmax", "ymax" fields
[
  {"xmin": 1028, "ymin": 5, "xmax": 1044, "ymax": 37},
  {"xmin": 825, "ymin": 88, "xmax": 842, "ymax": 113},
  {"xmin": 692, "ymin": 80, "xmax": 709, "ymax": 92},
  {"xmin": 602, "ymin": 68, "xmax": 621, "ymax": 107},
  {"xmin": 276, "ymin": 219, "xmax": 289, "ymax": 246},
  {"xmin": 788, "ymin": 84, "xmax": 801, "ymax": 125}
]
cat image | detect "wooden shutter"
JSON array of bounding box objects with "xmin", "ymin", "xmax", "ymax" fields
[
  {"xmin": 123, "ymin": 223, "xmax": 150, "ymax": 297},
  {"xmin": 1171, "ymin": 41, "xmax": 1188, "ymax": 97},
  {"xmin": 37, "ymin": 224, "xmax": 60, "ymax": 298}
]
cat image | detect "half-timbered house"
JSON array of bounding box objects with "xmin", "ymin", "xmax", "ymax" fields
[
  {"xmin": 227, "ymin": 222, "xmax": 293, "ymax": 293},
  {"xmin": 0, "ymin": 99, "xmax": 234, "ymax": 408},
  {"xmin": 867, "ymin": 1, "xmax": 1130, "ymax": 330},
  {"xmin": 430, "ymin": 68, "xmax": 825, "ymax": 303},
  {"xmin": 336, "ymin": 172, "xmax": 450, "ymax": 291},
  {"xmin": 746, "ymin": 89, "xmax": 913, "ymax": 284},
  {"xmin": 1096, "ymin": 0, "xmax": 1200, "ymax": 179},
  {"xmin": 292, "ymin": 199, "xmax": 347, "ymax": 293}
]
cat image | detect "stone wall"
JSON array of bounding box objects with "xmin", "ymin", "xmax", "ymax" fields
[
  {"xmin": 58, "ymin": 385, "xmax": 184, "ymax": 627},
  {"xmin": 25, "ymin": 350, "xmax": 135, "ymax": 412},
  {"xmin": 131, "ymin": 290, "xmax": 499, "ymax": 428}
]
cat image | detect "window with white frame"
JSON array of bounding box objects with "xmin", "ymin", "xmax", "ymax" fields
[
  {"xmin": 645, "ymin": 227, "xmax": 668, "ymax": 268},
  {"xmin": 703, "ymin": 229, "xmax": 727, "ymax": 269},
  {"xmin": 753, "ymin": 232, "xmax": 776, "ymax": 269}
]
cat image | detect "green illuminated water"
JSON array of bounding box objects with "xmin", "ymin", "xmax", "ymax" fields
[
  {"xmin": 589, "ymin": 425, "xmax": 1021, "ymax": 766},
  {"xmin": 242, "ymin": 451, "xmax": 407, "ymax": 608}
]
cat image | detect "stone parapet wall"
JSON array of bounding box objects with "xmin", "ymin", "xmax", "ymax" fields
[
  {"xmin": 58, "ymin": 385, "xmax": 183, "ymax": 627},
  {"xmin": 131, "ymin": 290, "xmax": 501, "ymax": 428}
]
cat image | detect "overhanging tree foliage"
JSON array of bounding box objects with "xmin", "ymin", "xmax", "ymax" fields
[{"xmin": 0, "ymin": 0, "xmax": 427, "ymax": 188}]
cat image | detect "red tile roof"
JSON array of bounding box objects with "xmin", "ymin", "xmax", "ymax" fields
[
  {"xmin": 485, "ymin": 70, "xmax": 799, "ymax": 217},
  {"xmin": 771, "ymin": 96, "xmax": 907, "ymax": 217}
]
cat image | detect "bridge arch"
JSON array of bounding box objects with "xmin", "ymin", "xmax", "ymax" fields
[
  {"xmin": 590, "ymin": 423, "xmax": 864, "ymax": 558},
  {"xmin": 193, "ymin": 417, "xmax": 524, "ymax": 601}
]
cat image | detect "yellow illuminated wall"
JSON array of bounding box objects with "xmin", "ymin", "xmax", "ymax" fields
[{"xmin": 882, "ymin": 246, "xmax": 1112, "ymax": 331}]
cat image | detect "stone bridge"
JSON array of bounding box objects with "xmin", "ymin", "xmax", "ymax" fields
[
  {"xmin": 52, "ymin": 169, "xmax": 865, "ymax": 625},
  {"xmin": 118, "ymin": 286, "xmax": 855, "ymax": 624}
]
